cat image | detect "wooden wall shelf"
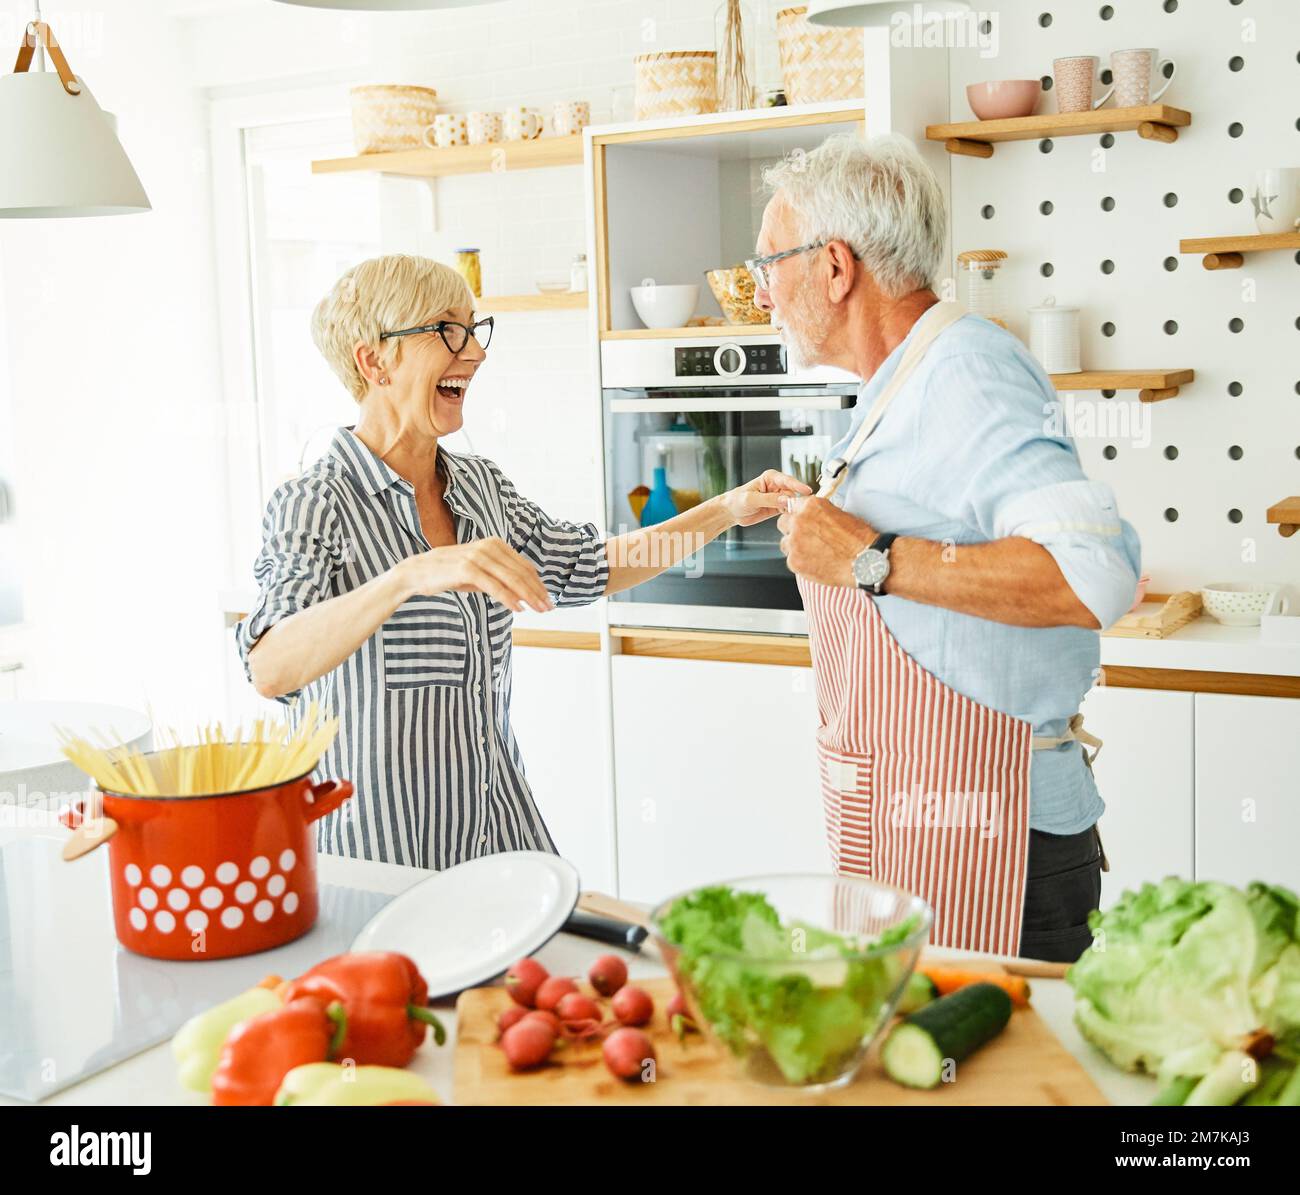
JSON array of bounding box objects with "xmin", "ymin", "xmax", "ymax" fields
[
  {"xmin": 1179, "ymin": 232, "xmax": 1300, "ymax": 270},
  {"xmin": 476, "ymin": 292, "xmax": 588, "ymax": 313},
  {"xmin": 601, "ymin": 323, "xmax": 774, "ymax": 341},
  {"xmin": 1267, "ymin": 497, "xmax": 1300, "ymax": 538},
  {"xmin": 1050, "ymin": 368, "xmax": 1193, "ymax": 403},
  {"xmin": 312, "ymin": 134, "xmax": 584, "ymax": 179},
  {"xmin": 927, "ymin": 104, "xmax": 1191, "ymax": 157}
]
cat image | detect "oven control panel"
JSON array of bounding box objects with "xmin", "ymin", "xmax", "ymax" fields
[{"xmin": 674, "ymin": 342, "xmax": 786, "ymax": 379}]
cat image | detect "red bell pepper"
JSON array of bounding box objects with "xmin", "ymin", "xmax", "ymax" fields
[
  {"xmin": 210, "ymin": 996, "xmax": 347, "ymax": 1107},
  {"xmin": 284, "ymin": 952, "xmax": 444, "ymax": 1068}
]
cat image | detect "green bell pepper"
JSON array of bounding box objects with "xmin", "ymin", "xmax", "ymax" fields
[
  {"xmin": 172, "ymin": 978, "xmax": 283, "ymax": 1093},
  {"xmin": 273, "ymin": 1062, "xmax": 439, "ymax": 1106}
]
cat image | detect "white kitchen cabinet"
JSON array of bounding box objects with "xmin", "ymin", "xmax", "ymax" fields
[
  {"xmin": 508, "ymin": 645, "xmax": 615, "ymax": 894},
  {"xmin": 1193, "ymin": 694, "xmax": 1300, "ymax": 891},
  {"xmin": 1080, "ymin": 685, "xmax": 1195, "ymax": 903},
  {"xmin": 610, "ymin": 655, "xmax": 829, "ymax": 904}
]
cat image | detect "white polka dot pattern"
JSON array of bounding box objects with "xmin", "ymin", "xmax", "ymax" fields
[
  {"xmin": 234, "ymin": 881, "xmax": 257, "ymax": 905},
  {"xmin": 124, "ymin": 863, "xmax": 142, "ymax": 887},
  {"xmin": 128, "ymin": 908, "xmax": 147, "ymax": 931},
  {"xmin": 138, "ymin": 887, "xmax": 157, "ymax": 911},
  {"xmin": 150, "ymin": 865, "xmax": 172, "ymax": 888},
  {"xmin": 181, "ymin": 865, "xmax": 205, "ymax": 888},
  {"xmin": 221, "ymin": 906, "xmax": 244, "ymax": 930},
  {"xmin": 185, "ymin": 910, "xmax": 208, "ymax": 933},
  {"xmin": 200, "ymin": 886, "xmax": 223, "ymax": 910},
  {"xmin": 267, "ymin": 874, "xmax": 286, "ymax": 898},
  {"xmin": 166, "ymin": 888, "xmax": 190, "ymax": 911},
  {"xmin": 253, "ymin": 900, "xmax": 273, "ymax": 923},
  {"xmin": 282, "ymin": 892, "xmax": 299, "ymax": 915},
  {"xmin": 279, "ymin": 849, "xmax": 296, "ymax": 872},
  {"xmin": 250, "ymin": 856, "xmax": 270, "ymax": 879},
  {"xmin": 216, "ymin": 861, "xmax": 238, "ymax": 884},
  {"xmin": 155, "ymin": 910, "xmax": 176, "ymax": 933}
]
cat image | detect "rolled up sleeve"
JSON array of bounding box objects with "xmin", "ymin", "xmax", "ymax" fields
[
  {"xmin": 234, "ymin": 477, "xmax": 343, "ymax": 700},
  {"xmin": 913, "ymin": 350, "xmax": 1142, "ymax": 630},
  {"xmin": 493, "ymin": 467, "xmax": 609, "ymax": 607}
]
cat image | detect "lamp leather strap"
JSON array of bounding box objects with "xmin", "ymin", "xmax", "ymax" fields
[{"xmin": 14, "ymin": 21, "xmax": 81, "ymax": 96}]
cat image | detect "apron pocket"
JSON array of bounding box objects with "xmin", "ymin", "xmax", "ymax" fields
[
  {"xmin": 381, "ymin": 596, "xmax": 469, "ymax": 690},
  {"xmin": 1020, "ymin": 855, "xmax": 1102, "ymax": 936},
  {"xmin": 1017, "ymin": 922, "xmax": 1095, "ymax": 965}
]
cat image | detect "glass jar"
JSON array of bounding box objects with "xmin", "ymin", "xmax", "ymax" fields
[
  {"xmin": 956, "ymin": 249, "xmax": 1008, "ymax": 327},
  {"xmin": 454, "ymin": 248, "xmax": 482, "ymax": 298},
  {"xmin": 569, "ymin": 253, "xmax": 588, "ymax": 294}
]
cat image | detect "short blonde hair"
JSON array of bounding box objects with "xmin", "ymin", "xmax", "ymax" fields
[{"xmin": 311, "ymin": 254, "xmax": 472, "ymax": 401}]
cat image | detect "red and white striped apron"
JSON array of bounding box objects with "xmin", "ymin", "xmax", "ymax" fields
[{"xmin": 800, "ymin": 301, "xmax": 1044, "ymax": 955}]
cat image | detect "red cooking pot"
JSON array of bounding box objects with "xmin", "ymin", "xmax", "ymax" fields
[{"xmin": 60, "ymin": 767, "xmax": 352, "ymax": 961}]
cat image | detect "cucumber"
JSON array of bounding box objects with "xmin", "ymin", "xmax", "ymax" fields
[
  {"xmin": 881, "ymin": 982, "xmax": 1013, "ymax": 1090},
  {"xmin": 896, "ymin": 970, "xmax": 939, "ymax": 1015}
]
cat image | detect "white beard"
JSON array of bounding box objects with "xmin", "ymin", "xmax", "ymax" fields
[{"xmin": 774, "ymin": 286, "xmax": 831, "ymax": 372}]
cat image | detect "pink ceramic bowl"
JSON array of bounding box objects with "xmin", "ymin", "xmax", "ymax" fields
[{"xmin": 966, "ymin": 80, "xmax": 1041, "ymax": 121}]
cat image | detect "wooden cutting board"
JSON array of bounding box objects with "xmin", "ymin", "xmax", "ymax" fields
[{"xmin": 453, "ymin": 974, "xmax": 1107, "ymax": 1106}]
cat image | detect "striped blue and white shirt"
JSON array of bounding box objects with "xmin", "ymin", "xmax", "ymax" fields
[{"xmin": 235, "ymin": 427, "xmax": 608, "ymax": 869}]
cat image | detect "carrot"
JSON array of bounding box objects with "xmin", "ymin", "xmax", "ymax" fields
[{"xmin": 919, "ymin": 964, "xmax": 1030, "ymax": 1008}]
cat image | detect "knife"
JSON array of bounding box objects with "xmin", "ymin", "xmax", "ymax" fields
[{"xmin": 561, "ymin": 908, "xmax": 647, "ymax": 952}]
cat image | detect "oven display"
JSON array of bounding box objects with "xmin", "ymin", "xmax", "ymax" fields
[{"xmin": 673, "ymin": 343, "xmax": 786, "ymax": 377}]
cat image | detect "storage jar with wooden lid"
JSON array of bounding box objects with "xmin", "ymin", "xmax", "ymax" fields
[
  {"xmin": 634, "ymin": 51, "xmax": 719, "ymax": 121},
  {"xmin": 956, "ymin": 249, "xmax": 1009, "ymax": 329}
]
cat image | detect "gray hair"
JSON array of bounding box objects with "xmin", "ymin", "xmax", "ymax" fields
[{"xmin": 762, "ymin": 134, "xmax": 946, "ymax": 300}]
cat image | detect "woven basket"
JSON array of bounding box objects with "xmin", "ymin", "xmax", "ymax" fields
[
  {"xmin": 634, "ymin": 51, "xmax": 718, "ymax": 121},
  {"xmin": 350, "ymin": 84, "xmax": 440, "ymax": 154},
  {"xmin": 776, "ymin": 6, "xmax": 864, "ymax": 105}
]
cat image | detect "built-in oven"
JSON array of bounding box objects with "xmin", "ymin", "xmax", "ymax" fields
[{"xmin": 602, "ymin": 333, "xmax": 858, "ymax": 633}]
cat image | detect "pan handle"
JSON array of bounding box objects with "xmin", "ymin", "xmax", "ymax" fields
[
  {"xmin": 304, "ymin": 779, "xmax": 353, "ymax": 823},
  {"xmin": 60, "ymin": 799, "xmax": 119, "ymax": 861}
]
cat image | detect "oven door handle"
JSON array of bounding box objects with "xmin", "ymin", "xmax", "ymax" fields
[{"xmin": 608, "ymin": 395, "xmax": 855, "ymax": 413}]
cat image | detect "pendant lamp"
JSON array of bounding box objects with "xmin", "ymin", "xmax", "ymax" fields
[
  {"xmin": 806, "ymin": 0, "xmax": 971, "ymax": 26},
  {"xmin": 270, "ymin": 0, "xmax": 506, "ymax": 10}
]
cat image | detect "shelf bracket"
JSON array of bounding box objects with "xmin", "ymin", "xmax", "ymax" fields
[
  {"xmin": 1137, "ymin": 121, "xmax": 1179, "ymax": 144},
  {"xmin": 1201, "ymin": 252, "xmax": 1244, "ymax": 270},
  {"xmin": 944, "ymin": 137, "xmax": 994, "ymax": 159},
  {"xmin": 1267, "ymin": 498, "xmax": 1300, "ymax": 538},
  {"xmin": 1138, "ymin": 386, "xmax": 1181, "ymax": 403}
]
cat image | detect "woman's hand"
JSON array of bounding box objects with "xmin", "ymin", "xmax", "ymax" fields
[
  {"xmin": 719, "ymin": 469, "xmax": 813, "ymax": 528},
  {"xmin": 396, "ymin": 538, "xmax": 553, "ymax": 613}
]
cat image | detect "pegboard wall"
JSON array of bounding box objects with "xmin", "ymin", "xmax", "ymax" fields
[{"xmin": 947, "ymin": 0, "xmax": 1300, "ymax": 592}]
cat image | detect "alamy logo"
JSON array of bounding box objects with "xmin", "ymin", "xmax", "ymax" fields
[{"xmin": 49, "ymin": 1126, "xmax": 151, "ymax": 1175}]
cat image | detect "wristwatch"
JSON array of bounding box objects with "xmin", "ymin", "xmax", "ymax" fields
[{"xmin": 852, "ymin": 532, "xmax": 898, "ymax": 596}]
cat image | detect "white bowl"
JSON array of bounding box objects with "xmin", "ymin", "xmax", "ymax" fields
[
  {"xmin": 630, "ymin": 283, "xmax": 699, "ymax": 330},
  {"xmin": 1200, "ymin": 582, "xmax": 1288, "ymax": 627}
]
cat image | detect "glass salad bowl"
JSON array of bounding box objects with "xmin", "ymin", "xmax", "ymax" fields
[{"xmin": 651, "ymin": 874, "xmax": 933, "ymax": 1091}]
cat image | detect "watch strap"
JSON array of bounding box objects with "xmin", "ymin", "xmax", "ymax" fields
[{"xmin": 869, "ymin": 532, "xmax": 898, "ymax": 555}]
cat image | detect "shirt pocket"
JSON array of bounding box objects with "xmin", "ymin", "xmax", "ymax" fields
[
  {"xmin": 485, "ymin": 600, "xmax": 513, "ymax": 688},
  {"xmin": 380, "ymin": 596, "xmax": 470, "ymax": 690}
]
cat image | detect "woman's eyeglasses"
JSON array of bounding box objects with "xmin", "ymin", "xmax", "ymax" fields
[{"xmin": 380, "ymin": 316, "xmax": 495, "ymax": 356}]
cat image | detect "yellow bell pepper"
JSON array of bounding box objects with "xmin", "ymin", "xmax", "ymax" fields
[
  {"xmin": 273, "ymin": 1062, "xmax": 439, "ymax": 1106},
  {"xmin": 171, "ymin": 976, "xmax": 284, "ymax": 1093}
]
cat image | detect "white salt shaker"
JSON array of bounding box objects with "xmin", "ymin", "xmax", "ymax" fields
[{"xmin": 1028, "ymin": 297, "xmax": 1081, "ymax": 374}]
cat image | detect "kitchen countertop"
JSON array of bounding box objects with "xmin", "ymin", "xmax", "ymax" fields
[{"xmin": 7, "ymin": 852, "xmax": 1156, "ymax": 1107}]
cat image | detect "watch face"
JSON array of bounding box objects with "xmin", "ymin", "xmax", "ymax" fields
[{"xmin": 853, "ymin": 549, "xmax": 889, "ymax": 588}]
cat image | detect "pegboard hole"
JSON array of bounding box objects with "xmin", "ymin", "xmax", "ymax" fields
[
  {"xmin": 1229, "ymin": 56, "xmax": 1244, "ymax": 71},
  {"xmin": 1163, "ymin": 445, "xmax": 1179, "ymax": 460},
  {"xmin": 1228, "ymin": 122, "xmax": 1244, "ymax": 138},
  {"xmin": 1039, "ymin": 200, "xmax": 1055, "ymax": 215},
  {"xmin": 1040, "ymin": 262, "xmax": 1055, "ymax": 277},
  {"xmin": 1101, "ymin": 196, "xmax": 1116, "ymax": 212},
  {"xmin": 1100, "ymin": 259, "xmax": 1115, "ymax": 274},
  {"xmin": 1101, "ymin": 322, "xmax": 1116, "ymax": 337},
  {"xmin": 1164, "ymin": 508, "xmax": 1179, "ymax": 523},
  {"xmin": 1229, "ymin": 317, "xmax": 1245, "ymax": 333},
  {"xmin": 1102, "ymin": 445, "xmax": 1117, "ymax": 460},
  {"xmin": 1101, "ymin": 389, "xmax": 1117, "ymax": 398},
  {"xmin": 1100, "ymin": 69, "xmax": 1113, "ymax": 86},
  {"xmin": 1099, "ymin": 132, "xmax": 1115, "ymax": 148},
  {"xmin": 1163, "ymin": 320, "xmax": 1179, "ymax": 335},
  {"xmin": 1228, "ymin": 509, "xmax": 1243, "ymax": 524},
  {"xmin": 1099, "ymin": 4, "xmax": 1114, "ymax": 18},
  {"xmin": 1039, "ymin": 139, "xmax": 1054, "ymax": 154},
  {"xmin": 1038, "ymin": 12, "xmax": 1053, "ymax": 27},
  {"xmin": 979, "ymin": 18, "xmax": 993, "ymax": 34},
  {"xmin": 1041, "ymin": 75, "xmax": 1053, "ymax": 91},
  {"xmin": 1163, "ymin": 256, "xmax": 1179, "ymax": 271},
  {"xmin": 1163, "ymin": 192, "xmax": 1178, "ymax": 208},
  {"xmin": 1227, "ymin": 381, "xmax": 1243, "ymax": 396},
  {"xmin": 1229, "ymin": 188, "xmax": 1244, "ymax": 204},
  {"xmin": 1228, "ymin": 445, "xmax": 1243, "ymax": 460},
  {"xmin": 1163, "ymin": 0, "xmax": 1178, "ymax": 11},
  {"xmin": 981, "ymin": 204, "xmax": 996, "ymax": 219}
]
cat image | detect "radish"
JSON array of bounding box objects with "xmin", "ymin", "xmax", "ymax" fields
[
  {"xmin": 497, "ymin": 1005, "xmax": 529, "ymax": 1035},
  {"xmin": 504, "ymin": 958, "xmax": 549, "ymax": 1008},
  {"xmin": 603, "ymin": 1028, "xmax": 656, "ymax": 1082},
  {"xmin": 611, "ymin": 985, "xmax": 653, "ymax": 1027},
  {"xmin": 534, "ymin": 976, "xmax": 579, "ymax": 1013},
  {"xmin": 501, "ymin": 1019, "xmax": 556, "ymax": 1070},
  {"xmin": 555, "ymin": 992, "xmax": 601, "ymax": 1023},
  {"xmin": 522, "ymin": 1009, "xmax": 561, "ymax": 1034},
  {"xmin": 587, "ymin": 954, "xmax": 628, "ymax": 997},
  {"xmin": 667, "ymin": 990, "xmax": 697, "ymax": 1038}
]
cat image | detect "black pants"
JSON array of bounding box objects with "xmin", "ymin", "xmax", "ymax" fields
[{"xmin": 1017, "ymin": 824, "xmax": 1104, "ymax": 963}]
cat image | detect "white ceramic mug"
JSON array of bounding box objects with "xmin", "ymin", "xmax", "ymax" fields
[
  {"xmin": 466, "ymin": 111, "xmax": 502, "ymax": 145},
  {"xmin": 1028, "ymin": 298, "xmax": 1081, "ymax": 374},
  {"xmin": 504, "ymin": 107, "xmax": 543, "ymax": 141},
  {"xmin": 1252, "ymin": 168, "xmax": 1300, "ymax": 235},
  {"xmin": 1109, "ymin": 48, "xmax": 1176, "ymax": 108},
  {"xmin": 423, "ymin": 112, "xmax": 467, "ymax": 149},
  {"xmin": 552, "ymin": 100, "xmax": 590, "ymax": 137}
]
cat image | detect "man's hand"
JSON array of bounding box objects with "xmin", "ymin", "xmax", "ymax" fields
[
  {"xmin": 777, "ymin": 496, "xmax": 877, "ymax": 587},
  {"xmin": 720, "ymin": 469, "xmax": 812, "ymax": 528}
]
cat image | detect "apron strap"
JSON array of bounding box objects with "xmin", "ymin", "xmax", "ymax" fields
[
  {"xmin": 818, "ymin": 301, "xmax": 968, "ymax": 500},
  {"xmin": 1031, "ymin": 712, "xmax": 1103, "ymax": 766}
]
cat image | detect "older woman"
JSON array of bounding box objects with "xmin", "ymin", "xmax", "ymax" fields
[{"xmin": 237, "ymin": 254, "xmax": 808, "ymax": 869}]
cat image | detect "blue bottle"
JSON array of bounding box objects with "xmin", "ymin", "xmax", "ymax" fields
[{"xmin": 640, "ymin": 465, "xmax": 678, "ymax": 527}]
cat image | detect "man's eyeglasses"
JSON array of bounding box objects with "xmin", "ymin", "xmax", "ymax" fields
[
  {"xmin": 744, "ymin": 241, "xmax": 826, "ymax": 291},
  {"xmin": 379, "ymin": 316, "xmax": 495, "ymax": 356}
]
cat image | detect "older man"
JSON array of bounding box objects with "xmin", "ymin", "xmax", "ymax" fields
[{"xmin": 758, "ymin": 135, "xmax": 1141, "ymax": 961}]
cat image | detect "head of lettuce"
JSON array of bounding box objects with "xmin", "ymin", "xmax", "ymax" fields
[{"xmin": 1068, "ymin": 878, "xmax": 1300, "ymax": 1094}]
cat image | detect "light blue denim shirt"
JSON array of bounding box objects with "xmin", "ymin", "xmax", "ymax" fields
[{"xmin": 826, "ymin": 313, "xmax": 1142, "ymax": 835}]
